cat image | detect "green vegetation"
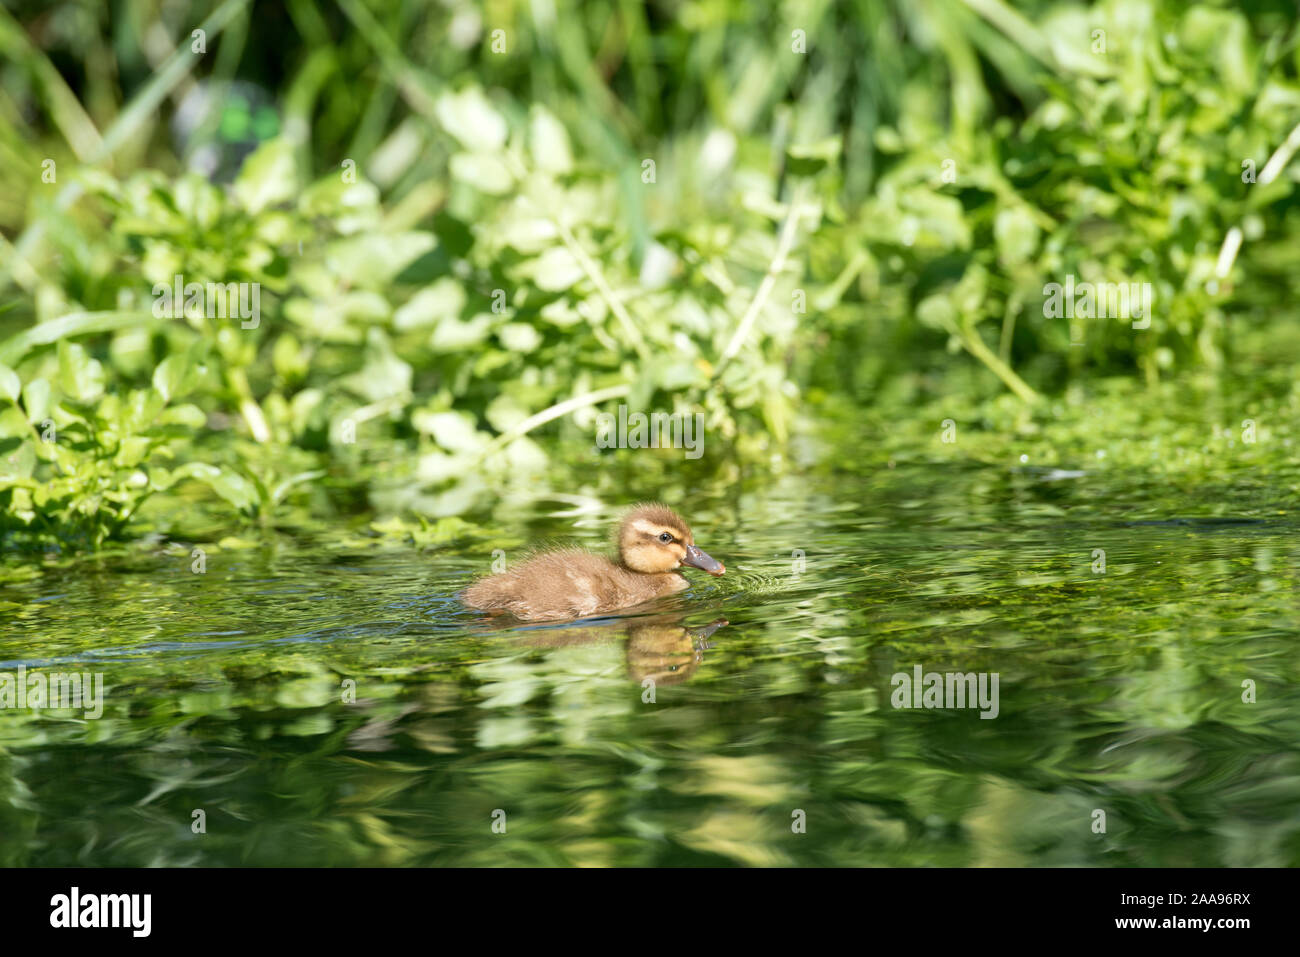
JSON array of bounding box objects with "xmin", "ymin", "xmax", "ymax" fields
[
  {"xmin": 2, "ymin": 0, "xmax": 1300, "ymax": 550},
  {"xmin": 3, "ymin": 0, "xmax": 1300, "ymax": 873}
]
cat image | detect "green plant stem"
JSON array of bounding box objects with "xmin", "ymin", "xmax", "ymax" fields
[
  {"xmin": 955, "ymin": 320, "xmax": 1039, "ymax": 403},
  {"xmin": 1213, "ymin": 117, "xmax": 1300, "ymax": 285},
  {"xmin": 960, "ymin": 0, "xmax": 1063, "ymax": 75},
  {"xmin": 999, "ymin": 301, "xmax": 1018, "ymax": 364},
  {"xmin": 227, "ymin": 368, "xmax": 271, "ymax": 443},
  {"xmin": 477, "ymin": 383, "xmax": 631, "ymax": 462},
  {"xmin": 0, "ymin": 6, "xmax": 103, "ymax": 161},
  {"xmin": 553, "ymin": 218, "xmax": 650, "ymax": 361},
  {"xmin": 334, "ymin": 0, "xmax": 441, "ymax": 118},
  {"xmin": 713, "ymin": 182, "xmax": 810, "ymax": 382},
  {"xmin": 1259, "ymin": 117, "xmax": 1300, "ymax": 185}
]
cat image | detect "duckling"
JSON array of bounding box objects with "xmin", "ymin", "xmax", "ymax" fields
[{"xmin": 462, "ymin": 504, "xmax": 725, "ymax": 622}]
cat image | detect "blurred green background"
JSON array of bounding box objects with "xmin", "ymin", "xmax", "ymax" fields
[{"xmin": 2, "ymin": 0, "xmax": 1300, "ymax": 546}]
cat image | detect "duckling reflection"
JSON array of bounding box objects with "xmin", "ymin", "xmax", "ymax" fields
[
  {"xmin": 626, "ymin": 616, "xmax": 727, "ymax": 686},
  {"xmin": 479, "ymin": 613, "xmax": 728, "ymax": 687}
]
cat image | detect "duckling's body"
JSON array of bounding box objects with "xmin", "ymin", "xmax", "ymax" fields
[
  {"xmin": 465, "ymin": 547, "xmax": 687, "ymax": 622},
  {"xmin": 462, "ymin": 504, "xmax": 725, "ymax": 622}
]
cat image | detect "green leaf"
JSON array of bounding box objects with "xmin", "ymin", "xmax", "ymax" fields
[
  {"xmin": 394, "ymin": 279, "xmax": 467, "ymax": 331},
  {"xmin": 411, "ymin": 410, "xmax": 488, "ymax": 454},
  {"xmin": 151, "ymin": 354, "xmax": 192, "ymax": 403},
  {"xmin": 114, "ymin": 435, "xmax": 152, "ymax": 468},
  {"xmin": 529, "ymin": 106, "xmax": 573, "ymax": 174},
  {"xmin": 175, "ymin": 463, "xmax": 260, "ymax": 512},
  {"xmin": 0, "ymin": 364, "xmax": 19, "ymax": 403},
  {"xmin": 531, "ymin": 247, "xmax": 585, "ymax": 292},
  {"xmin": 324, "ymin": 232, "xmax": 437, "ymax": 288},
  {"xmin": 21, "ymin": 379, "xmax": 50, "ymax": 425},
  {"xmin": 270, "ymin": 470, "xmax": 326, "ymax": 505},
  {"xmin": 449, "ymin": 152, "xmax": 514, "ymax": 194},
  {"xmin": 497, "ymin": 323, "xmax": 541, "ymax": 353},
  {"xmin": 786, "ymin": 136, "xmax": 842, "ymax": 176},
  {"xmin": 435, "ymin": 86, "xmax": 507, "ymax": 152},
  {"xmin": 916, "ymin": 294, "xmax": 957, "ymax": 332},
  {"xmin": 173, "ymin": 173, "xmax": 224, "ymax": 230},
  {"xmin": 342, "ymin": 328, "xmax": 412, "ymax": 402},
  {"xmin": 158, "ymin": 404, "xmax": 207, "ymax": 429},
  {"xmin": 994, "ymin": 207, "xmax": 1040, "ymax": 267},
  {"xmin": 56, "ymin": 340, "xmax": 105, "ymax": 402},
  {"xmin": 0, "ymin": 406, "xmax": 31, "ymax": 439},
  {"xmin": 299, "ymin": 176, "xmax": 380, "ymax": 221},
  {"xmin": 232, "ymin": 137, "xmax": 297, "ymax": 214},
  {"xmin": 0, "ymin": 438, "xmax": 35, "ymax": 481},
  {"xmin": 431, "ymin": 313, "xmax": 493, "ymax": 351},
  {"xmin": 0, "ymin": 310, "xmax": 161, "ymax": 366}
]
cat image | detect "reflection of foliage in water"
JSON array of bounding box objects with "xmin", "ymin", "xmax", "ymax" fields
[{"xmin": 2, "ymin": 387, "xmax": 1299, "ymax": 865}]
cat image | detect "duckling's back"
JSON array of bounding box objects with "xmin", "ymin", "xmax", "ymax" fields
[{"xmin": 462, "ymin": 547, "xmax": 684, "ymax": 622}]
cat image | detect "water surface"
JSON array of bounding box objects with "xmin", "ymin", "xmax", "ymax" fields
[{"xmin": 3, "ymin": 444, "xmax": 1299, "ymax": 866}]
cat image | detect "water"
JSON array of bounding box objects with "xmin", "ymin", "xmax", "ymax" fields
[{"xmin": 3, "ymin": 447, "xmax": 1300, "ymax": 866}]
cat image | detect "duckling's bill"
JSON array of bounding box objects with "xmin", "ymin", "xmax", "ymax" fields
[{"xmin": 683, "ymin": 544, "xmax": 725, "ymax": 576}]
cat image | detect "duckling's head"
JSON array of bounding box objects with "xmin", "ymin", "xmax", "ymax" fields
[{"xmin": 617, "ymin": 504, "xmax": 726, "ymax": 577}]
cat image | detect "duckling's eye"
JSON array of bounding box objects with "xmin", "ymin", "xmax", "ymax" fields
[{"xmin": 658, "ymin": 532, "xmax": 673, "ymax": 543}]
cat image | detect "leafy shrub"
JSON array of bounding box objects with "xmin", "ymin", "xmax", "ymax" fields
[
  {"xmin": 4, "ymin": 0, "xmax": 1300, "ymax": 549},
  {"xmin": 1, "ymin": 84, "xmax": 827, "ymax": 546}
]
